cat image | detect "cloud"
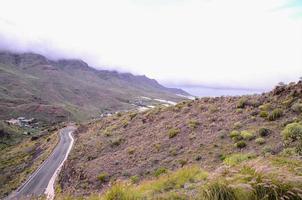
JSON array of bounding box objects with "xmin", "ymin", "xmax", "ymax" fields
[{"xmin": 0, "ymin": 0, "xmax": 301, "ymax": 89}]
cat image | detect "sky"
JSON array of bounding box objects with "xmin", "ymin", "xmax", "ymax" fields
[{"xmin": 0, "ymin": 0, "xmax": 302, "ymax": 90}]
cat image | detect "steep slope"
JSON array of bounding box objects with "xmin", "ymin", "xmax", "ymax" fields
[
  {"xmin": 58, "ymin": 81, "xmax": 302, "ymax": 198},
  {"xmin": 0, "ymin": 51, "xmax": 188, "ymax": 123}
]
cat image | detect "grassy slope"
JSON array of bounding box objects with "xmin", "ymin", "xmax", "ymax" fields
[
  {"xmin": 57, "ymin": 81, "xmax": 302, "ymax": 199},
  {"xmin": 0, "ymin": 123, "xmax": 60, "ymax": 198}
]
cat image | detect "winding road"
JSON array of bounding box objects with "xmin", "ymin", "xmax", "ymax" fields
[{"xmin": 8, "ymin": 126, "xmax": 76, "ymax": 200}]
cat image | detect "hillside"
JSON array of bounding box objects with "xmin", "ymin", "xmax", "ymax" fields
[
  {"xmin": 0, "ymin": 51, "xmax": 188, "ymax": 124},
  {"xmin": 57, "ymin": 81, "xmax": 302, "ymax": 199}
]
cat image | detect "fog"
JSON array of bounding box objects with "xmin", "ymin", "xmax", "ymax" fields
[{"xmin": 0, "ymin": 0, "xmax": 302, "ymax": 90}]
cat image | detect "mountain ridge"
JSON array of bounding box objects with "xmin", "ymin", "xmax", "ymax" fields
[{"xmin": 0, "ymin": 51, "xmax": 189, "ymax": 124}]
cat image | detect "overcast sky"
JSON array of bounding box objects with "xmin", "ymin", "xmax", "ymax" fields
[{"xmin": 0, "ymin": 0, "xmax": 301, "ymax": 89}]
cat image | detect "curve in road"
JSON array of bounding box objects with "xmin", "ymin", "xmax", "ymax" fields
[{"xmin": 8, "ymin": 126, "xmax": 76, "ymax": 200}]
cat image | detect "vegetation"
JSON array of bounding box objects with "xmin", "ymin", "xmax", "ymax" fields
[
  {"xmin": 187, "ymin": 119, "xmax": 199, "ymax": 129},
  {"xmin": 268, "ymin": 108, "xmax": 283, "ymax": 121},
  {"xmin": 56, "ymin": 81, "xmax": 302, "ymax": 199},
  {"xmin": 291, "ymin": 102, "xmax": 302, "ymax": 113},
  {"xmin": 154, "ymin": 167, "xmax": 167, "ymax": 177},
  {"xmin": 168, "ymin": 128, "xmax": 180, "ymax": 138},
  {"xmin": 255, "ymin": 137, "xmax": 265, "ymax": 145},
  {"xmin": 258, "ymin": 127, "xmax": 270, "ymax": 137},
  {"xmin": 223, "ymin": 153, "xmax": 254, "ymax": 166},
  {"xmin": 229, "ymin": 130, "xmax": 240, "ymax": 138},
  {"xmin": 0, "ymin": 129, "xmax": 58, "ymax": 198},
  {"xmin": 234, "ymin": 141, "xmax": 247, "ymax": 148},
  {"xmin": 98, "ymin": 172, "xmax": 109, "ymax": 183},
  {"xmin": 237, "ymin": 98, "xmax": 248, "ymax": 108},
  {"xmin": 259, "ymin": 111, "xmax": 268, "ymax": 118},
  {"xmin": 281, "ymin": 122, "xmax": 302, "ymax": 141},
  {"xmin": 240, "ymin": 130, "xmax": 254, "ymax": 140}
]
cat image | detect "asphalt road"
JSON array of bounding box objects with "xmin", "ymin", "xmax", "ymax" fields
[{"xmin": 8, "ymin": 126, "xmax": 75, "ymax": 199}]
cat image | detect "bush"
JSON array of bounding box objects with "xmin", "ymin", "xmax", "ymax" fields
[
  {"xmin": 179, "ymin": 159, "xmax": 187, "ymax": 167},
  {"xmin": 127, "ymin": 147, "xmax": 135, "ymax": 155},
  {"xmin": 98, "ymin": 172, "xmax": 109, "ymax": 183},
  {"xmin": 255, "ymin": 137, "xmax": 265, "ymax": 145},
  {"xmin": 233, "ymin": 122, "xmax": 242, "ymax": 129},
  {"xmin": 291, "ymin": 102, "xmax": 302, "ymax": 113},
  {"xmin": 139, "ymin": 166, "xmax": 208, "ymax": 194},
  {"xmin": 281, "ymin": 148, "xmax": 297, "ymax": 156},
  {"xmin": 130, "ymin": 175, "xmax": 139, "ymax": 184},
  {"xmin": 223, "ymin": 153, "xmax": 254, "ymax": 166},
  {"xmin": 258, "ymin": 127, "xmax": 270, "ymax": 137},
  {"xmin": 154, "ymin": 167, "xmax": 167, "ymax": 177},
  {"xmin": 168, "ymin": 128, "xmax": 180, "ymax": 138},
  {"xmin": 110, "ymin": 137, "xmax": 123, "ymax": 147},
  {"xmin": 262, "ymin": 145, "xmax": 272, "ymax": 154},
  {"xmin": 240, "ymin": 131, "xmax": 255, "ymax": 140},
  {"xmin": 259, "ymin": 111, "xmax": 268, "ymax": 118},
  {"xmin": 281, "ymin": 122, "xmax": 302, "ymax": 141},
  {"xmin": 268, "ymin": 108, "xmax": 283, "ymax": 121},
  {"xmin": 102, "ymin": 183, "xmax": 139, "ymax": 200},
  {"xmin": 237, "ymin": 98, "xmax": 248, "ymax": 109},
  {"xmin": 259, "ymin": 103, "xmax": 271, "ymax": 111},
  {"xmin": 234, "ymin": 141, "xmax": 247, "ymax": 148},
  {"xmin": 200, "ymin": 181, "xmax": 236, "ymax": 200},
  {"xmin": 188, "ymin": 119, "xmax": 200, "ymax": 129},
  {"xmin": 209, "ymin": 105, "xmax": 219, "ymax": 113},
  {"xmin": 229, "ymin": 130, "xmax": 240, "ymax": 138}
]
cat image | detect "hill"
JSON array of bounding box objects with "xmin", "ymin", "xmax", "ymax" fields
[
  {"xmin": 0, "ymin": 51, "xmax": 188, "ymax": 124},
  {"xmin": 57, "ymin": 81, "xmax": 302, "ymax": 199}
]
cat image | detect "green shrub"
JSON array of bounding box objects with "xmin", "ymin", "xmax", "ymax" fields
[
  {"xmin": 121, "ymin": 119, "xmax": 129, "ymax": 128},
  {"xmin": 236, "ymin": 108, "xmax": 243, "ymax": 113},
  {"xmin": 200, "ymin": 181, "xmax": 236, "ymax": 200},
  {"xmin": 281, "ymin": 147, "xmax": 296, "ymax": 156},
  {"xmin": 268, "ymin": 108, "xmax": 283, "ymax": 121},
  {"xmin": 98, "ymin": 172, "xmax": 109, "ymax": 183},
  {"xmin": 240, "ymin": 131, "xmax": 255, "ymax": 140},
  {"xmin": 179, "ymin": 159, "xmax": 187, "ymax": 167},
  {"xmin": 130, "ymin": 175, "xmax": 139, "ymax": 184},
  {"xmin": 110, "ymin": 137, "xmax": 123, "ymax": 147},
  {"xmin": 139, "ymin": 166, "xmax": 207, "ymax": 194},
  {"xmin": 209, "ymin": 105, "xmax": 219, "ymax": 113},
  {"xmin": 291, "ymin": 102, "xmax": 302, "ymax": 113},
  {"xmin": 127, "ymin": 147, "xmax": 135, "ymax": 155},
  {"xmin": 102, "ymin": 183, "xmax": 139, "ymax": 200},
  {"xmin": 281, "ymin": 122, "xmax": 302, "ymax": 141},
  {"xmin": 282, "ymin": 98, "xmax": 294, "ymax": 108},
  {"xmin": 229, "ymin": 130, "xmax": 240, "ymax": 138},
  {"xmin": 129, "ymin": 112, "xmax": 137, "ymax": 120},
  {"xmin": 188, "ymin": 119, "xmax": 200, "ymax": 129},
  {"xmin": 259, "ymin": 103, "xmax": 271, "ymax": 111},
  {"xmin": 237, "ymin": 98, "xmax": 248, "ymax": 109},
  {"xmin": 168, "ymin": 128, "xmax": 180, "ymax": 138},
  {"xmin": 234, "ymin": 141, "xmax": 247, "ymax": 149},
  {"xmin": 233, "ymin": 122, "xmax": 242, "ymax": 129},
  {"xmin": 154, "ymin": 167, "xmax": 167, "ymax": 177},
  {"xmin": 259, "ymin": 111, "xmax": 268, "ymax": 118},
  {"xmin": 255, "ymin": 137, "xmax": 265, "ymax": 145},
  {"xmin": 258, "ymin": 127, "xmax": 270, "ymax": 137},
  {"xmin": 262, "ymin": 145, "xmax": 272, "ymax": 154},
  {"xmin": 223, "ymin": 153, "xmax": 255, "ymax": 166}
]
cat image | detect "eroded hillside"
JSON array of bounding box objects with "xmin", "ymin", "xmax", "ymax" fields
[{"xmin": 58, "ymin": 81, "xmax": 302, "ymax": 199}]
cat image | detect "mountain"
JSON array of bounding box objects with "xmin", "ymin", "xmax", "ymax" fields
[
  {"xmin": 57, "ymin": 81, "xmax": 302, "ymax": 199},
  {"xmin": 0, "ymin": 51, "xmax": 189, "ymax": 124}
]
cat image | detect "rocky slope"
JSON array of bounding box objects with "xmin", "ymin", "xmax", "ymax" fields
[
  {"xmin": 57, "ymin": 81, "xmax": 302, "ymax": 199},
  {"xmin": 0, "ymin": 51, "xmax": 188, "ymax": 124}
]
